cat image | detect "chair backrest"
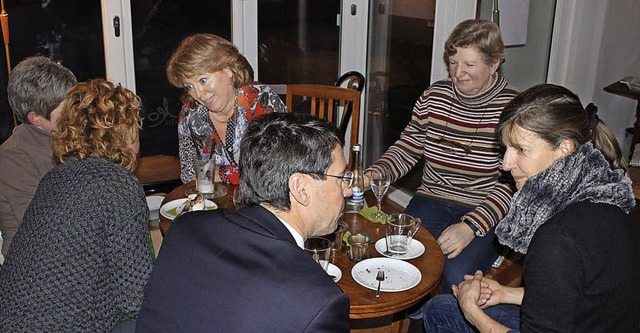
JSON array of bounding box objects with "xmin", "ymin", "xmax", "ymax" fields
[
  {"xmin": 285, "ymin": 84, "xmax": 361, "ymax": 152},
  {"xmin": 333, "ymin": 71, "xmax": 365, "ymax": 143},
  {"xmin": 334, "ymin": 71, "xmax": 365, "ymax": 92}
]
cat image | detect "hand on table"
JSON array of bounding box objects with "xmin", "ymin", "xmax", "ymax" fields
[{"xmin": 437, "ymin": 222, "xmax": 474, "ymax": 259}]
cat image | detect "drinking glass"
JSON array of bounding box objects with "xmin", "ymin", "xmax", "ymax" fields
[
  {"xmin": 385, "ymin": 213, "xmax": 421, "ymax": 255},
  {"xmin": 304, "ymin": 237, "xmax": 331, "ymax": 271},
  {"xmin": 232, "ymin": 187, "xmax": 242, "ymax": 209},
  {"xmin": 195, "ymin": 136, "xmax": 226, "ymax": 199},
  {"xmin": 369, "ymin": 168, "xmax": 391, "ymax": 222}
]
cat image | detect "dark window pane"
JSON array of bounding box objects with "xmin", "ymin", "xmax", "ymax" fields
[
  {"xmin": 131, "ymin": 0, "xmax": 231, "ymax": 156},
  {"xmin": 365, "ymin": 1, "xmax": 435, "ymax": 193},
  {"xmin": 257, "ymin": 0, "xmax": 339, "ymax": 86},
  {"xmin": 0, "ymin": 0, "xmax": 105, "ymax": 142}
]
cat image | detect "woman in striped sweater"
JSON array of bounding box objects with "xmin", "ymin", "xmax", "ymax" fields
[{"xmin": 367, "ymin": 19, "xmax": 518, "ymax": 295}]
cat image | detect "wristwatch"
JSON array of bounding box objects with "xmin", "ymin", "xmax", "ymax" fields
[{"xmin": 463, "ymin": 219, "xmax": 482, "ymax": 237}]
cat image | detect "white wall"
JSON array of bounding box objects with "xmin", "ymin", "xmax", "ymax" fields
[
  {"xmin": 592, "ymin": 0, "xmax": 640, "ymax": 147},
  {"xmin": 549, "ymin": 0, "xmax": 640, "ymax": 147}
]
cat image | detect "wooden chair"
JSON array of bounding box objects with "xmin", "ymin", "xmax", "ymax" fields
[
  {"xmin": 334, "ymin": 71, "xmax": 365, "ymax": 142},
  {"xmin": 285, "ymin": 84, "xmax": 361, "ymax": 151},
  {"xmin": 486, "ymin": 250, "xmax": 524, "ymax": 287},
  {"xmin": 134, "ymin": 155, "xmax": 182, "ymax": 195}
]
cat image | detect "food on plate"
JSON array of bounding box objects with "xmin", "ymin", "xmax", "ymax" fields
[{"xmin": 190, "ymin": 194, "xmax": 206, "ymax": 211}]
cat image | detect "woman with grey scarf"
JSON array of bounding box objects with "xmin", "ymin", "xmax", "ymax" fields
[{"xmin": 422, "ymin": 84, "xmax": 640, "ymax": 332}]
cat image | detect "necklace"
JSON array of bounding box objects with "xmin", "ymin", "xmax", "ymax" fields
[{"xmin": 433, "ymin": 104, "xmax": 487, "ymax": 156}]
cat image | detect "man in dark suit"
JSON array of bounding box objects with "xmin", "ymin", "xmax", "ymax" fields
[{"xmin": 136, "ymin": 113, "xmax": 352, "ymax": 332}]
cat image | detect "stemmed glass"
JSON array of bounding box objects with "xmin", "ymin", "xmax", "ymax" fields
[
  {"xmin": 369, "ymin": 168, "xmax": 391, "ymax": 222},
  {"xmin": 232, "ymin": 187, "xmax": 242, "ymax": 210}
]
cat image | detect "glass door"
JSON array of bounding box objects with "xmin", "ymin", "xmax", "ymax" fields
[
  {"xmin": 0, "ymin": 0, "xmax": 105, "ymax": 143},
  {"xmin": 129, "ymin": 0, "xmax": 231, "ymax": 157},
  {"xmin": 477, "ymin": 0, "xmax": 556, "ymax": 91},
  {"xmin": 257, "ymin": 0, "xmax": 340, "ymax": 86},
  {"xmin": 128, "ymin": 0, "xmax": 347, "ymax": 156},
  {"xmin": 363, "ymin": 0, "xmax": 437, "ymax": 193}
]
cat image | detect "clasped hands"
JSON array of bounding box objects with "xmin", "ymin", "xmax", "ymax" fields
[
  {"xmin": 453, "ymin": 270, "xmax": 506, "ymax": 311},
  {"xmin": 453, "ymin": 271, "xmax": 515, "ymax": 333}
]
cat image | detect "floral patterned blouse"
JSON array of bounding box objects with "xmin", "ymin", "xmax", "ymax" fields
[{"xmin": 178, "ymin": 84, "xmax": 288, "ymax": 184}]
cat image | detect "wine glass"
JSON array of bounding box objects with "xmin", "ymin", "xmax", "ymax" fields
[
  {"xmin": 232, "ymin": 187, "xmax": 242, "ymax": 210},
  {"xmin": 369, "ymin": 168, "xmax": 391, "ymax": 222}
]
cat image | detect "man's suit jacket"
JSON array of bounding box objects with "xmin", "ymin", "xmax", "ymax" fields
[{"xmin": 136, "ymin": 205, "xmax": 350, "ymax": 332}]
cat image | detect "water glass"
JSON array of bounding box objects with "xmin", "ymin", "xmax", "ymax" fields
[
  {"xmin": 232, "ymin": 187, "xmax": 242, "ymax": 209},
  {"xmin": 385, "ymin": 213, "xmax": 421, "ymax": 255},
  {"xmin": 304, "ymin": 237, "xmax": 331, "ymax": 271},
  {"xmin": 195, "ymin": 156, "xmax": 215, "ymax": 198},
  {"xmin": 328, "ymin": 221, "xmax": 348, "ymax": 253},
  {"xmin": 347, "ymin": 233, "xmax": 372, "ymax": 262}
]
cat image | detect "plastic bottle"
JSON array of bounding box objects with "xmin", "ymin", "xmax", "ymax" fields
[{"xmin": 345, "ymin": 144, "xmax": 364, "ymax": 212}]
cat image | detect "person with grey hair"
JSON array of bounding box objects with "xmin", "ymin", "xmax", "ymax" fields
[
  {"xmin": 136, "ymin": 113, "xmax": 351, "ymax": 332},
  {"xmin": 0, "ymin": 56, "xmax": 76, "ymax": 257},
  {"xmin": 365, "ymin": 19, "xmax": 519, "ymax": 297}
]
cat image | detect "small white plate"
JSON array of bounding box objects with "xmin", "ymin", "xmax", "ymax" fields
[
  {"xmin": 374, "ymin": 238, "xmax": 425, "ymax": 260},
  {"xmin": 323, "ymin": 261, "xmax": 342, "ymax": 283},
  {"xmin": 160, "ymin": 198, "xmax": 218, "ymax": 220},
  {"xmin": 352, "ymin": 257, "xmax": 421, "ymax": 292}
]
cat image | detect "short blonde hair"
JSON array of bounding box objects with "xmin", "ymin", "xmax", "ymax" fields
[
  {"xmin": 52, "ymin": 78, "xmax": 142, "ymax": 172},
  {"xmin": 166, "ymin": 33, "xmax": 253, "ymax": 106}
]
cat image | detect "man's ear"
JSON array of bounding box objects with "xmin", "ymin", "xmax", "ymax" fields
[
  {"xmin": 289, "ymin": 173, "xmax": 311, "ymax": 207},
  {"xmin": 27, "ymin": 112, "xmax": 42, "ymax": 127}
]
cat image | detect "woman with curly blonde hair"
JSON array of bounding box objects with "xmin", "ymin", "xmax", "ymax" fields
[
  {"xmin": 0, "ymin": 78, "xmax": 154, "ymax": 333},
  {"xmin": 53, "ymin": 78, "xmax": 142, "ymax": 171}
]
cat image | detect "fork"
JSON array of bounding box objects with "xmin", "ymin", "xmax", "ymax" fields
[
  {"xmin": 174, "ymin": 200, "xmax": 190, "ymax": 218},
  {"xmin": 375, "ymin": 270, "xmax": 385, "ymax": 297}
]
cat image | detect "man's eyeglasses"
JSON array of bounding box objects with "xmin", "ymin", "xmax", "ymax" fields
[{"xmin": 309, "ymin": 171, "xmax": 354, "ymax": 188}]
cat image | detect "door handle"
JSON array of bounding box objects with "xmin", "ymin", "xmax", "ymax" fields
[
  {"xmin": 113, "ymin": 16, "xmax": 121, "ymax": 37},
  {"xmin": 351, "ymin": 4, "xmax": 357, "ymax": 15}
]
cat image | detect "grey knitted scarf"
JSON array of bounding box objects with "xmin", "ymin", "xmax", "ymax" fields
[{"xmin": 496, "ymin": 142, "xmax": 635, "ymax": 254}]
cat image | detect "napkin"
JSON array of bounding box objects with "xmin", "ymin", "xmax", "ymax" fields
[
  {"xmin": 359, "ymin": 207, "xmax": 388, "ymax": 224},
  {"xmin": 342, "ymin": 230, "xmax": 352, "ymax": 247}
]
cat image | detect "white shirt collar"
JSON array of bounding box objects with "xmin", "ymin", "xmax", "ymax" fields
[{"xmin": 276, "ymin": 216, "xmax": 304, "ymax": 249}]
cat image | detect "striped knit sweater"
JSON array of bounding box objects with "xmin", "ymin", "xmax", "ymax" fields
[{"xmin": 371, "ymin": 73, "xmax": 518, "ymax": 234}]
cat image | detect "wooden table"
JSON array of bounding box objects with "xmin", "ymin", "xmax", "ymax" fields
[
  {"xmin": 159, "ymin": 182, "xmax": 444, "ymax": 332},
  {"xmin": 603, "ymin": 80, "xmax": 640, "ymax": 159}
]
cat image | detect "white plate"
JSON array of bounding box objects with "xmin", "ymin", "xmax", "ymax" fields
[
  {"xmin": 351, "ymin": 257, "xmax": 421, "ymax": 292},
  {"xmin": 323, "ymin": 261, "xmax": 342, "ymax": 283},
  {"xmin": 146, "ymin": 195, "xmax": 164, "ymax": 221},
  {"xmin": 374, "ymin": 238, "xmax": 425, "ymax": 260},
  {"xmin": 160, "ymin": 198, "xmax": 218, "ymax": 220}
]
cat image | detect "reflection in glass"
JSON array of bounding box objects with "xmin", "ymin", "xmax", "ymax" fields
[
  {"xmin": 257, "ymin": 0, "xmax": 339, "ymax": 86},
  {"xmin": 0, "ymin": 0, "xmax": 105, "ymax": 143},
  {"xmin": 131, "ymin": 0, "xmax": 231, "ymax": 157},
  {"xmin": 364, "ymin": 1, "xmax": 435, "ymax": 193}
]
